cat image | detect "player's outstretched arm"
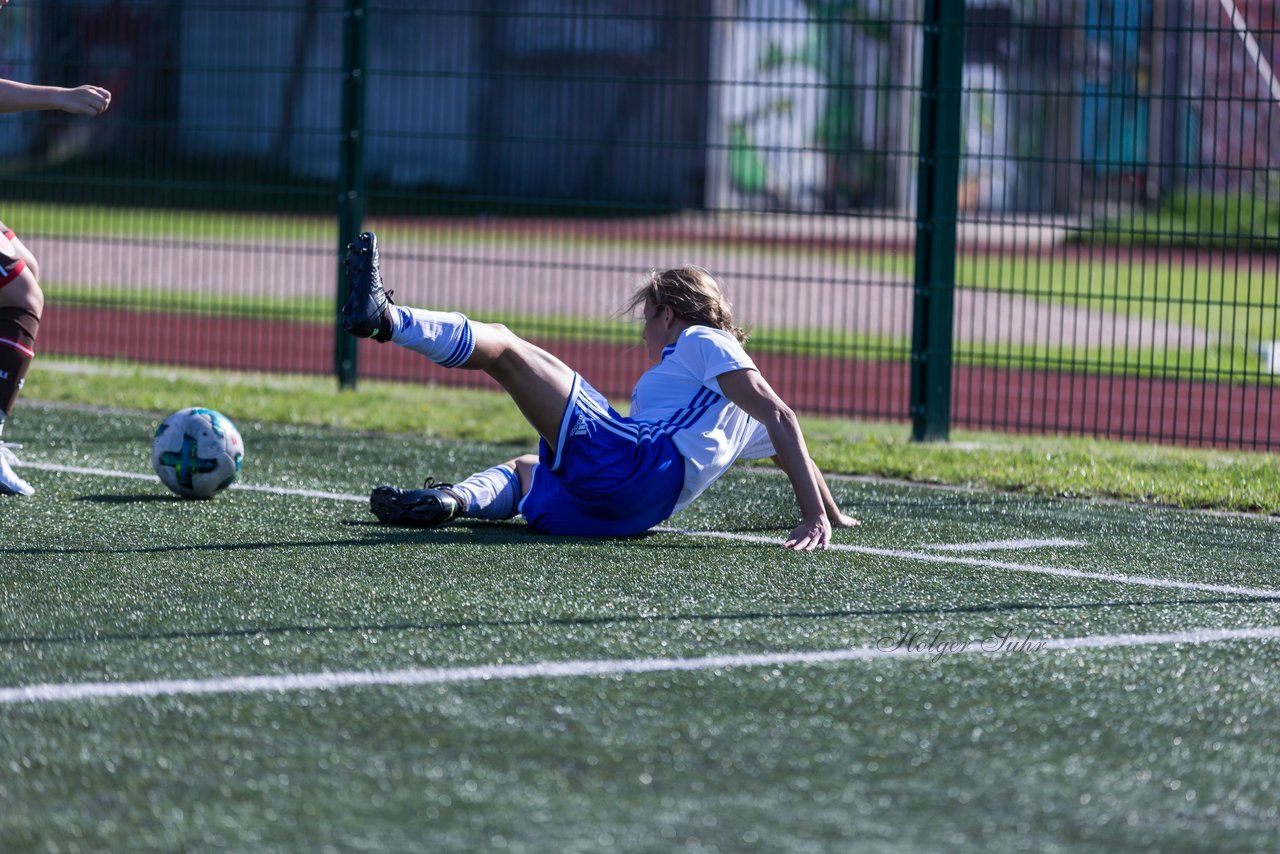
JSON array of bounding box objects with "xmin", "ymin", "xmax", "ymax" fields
[
  {"xmin": 772, "ymin": 454, "xmax": 860, "ymax": 530},
  {"xmin": 0, "ymin": 79, "xmax": 111, "ymax": 116},
  {"xmin": 717, "ymin": 367, "xmax": 831, "ymax": 551}
]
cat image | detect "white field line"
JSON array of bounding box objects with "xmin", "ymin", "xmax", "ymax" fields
[
  {"xmin": 18, "ymin": 460, "xmax": 1280, "ymax": 601},
  {"xmin": 20, "ymin": 462, "xmax": 156, "ymax": 482},
  {"xmin": 664, "ymin": 528, "xmax": 1280, "ymax": 600},
  {"xmin": 921, "ymin": 538, "xmax": 1085, "ymax": 552},
  {"xmin": 18, "ymin": 461, "xmax": 367, "ymax": 502},
  {"xmin": 4, "ymin": 625, "xmax": 1280, "ymax": 706}
]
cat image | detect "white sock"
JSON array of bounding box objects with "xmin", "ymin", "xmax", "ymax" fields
[
  {"xmin": 451, "ymin": 465, "xmax": 521, "ymax": 520},
  {"xmin": 388, "ymin": 307, "xmax": 476, "ymax": 368}
]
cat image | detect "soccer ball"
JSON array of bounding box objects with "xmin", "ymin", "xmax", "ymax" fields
[{"xmin": 151, "ymin": 407, "xmax": 245, "ymax": 499}]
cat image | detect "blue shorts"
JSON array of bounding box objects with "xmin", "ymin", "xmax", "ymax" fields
[{"xmin": 519, "ymin": 374, "xmax": 684, "ymax": 537}]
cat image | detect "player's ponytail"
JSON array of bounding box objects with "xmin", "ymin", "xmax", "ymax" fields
[{"xmin": 626, "ymin": 267, "xmax": 749, "ymax": 344}]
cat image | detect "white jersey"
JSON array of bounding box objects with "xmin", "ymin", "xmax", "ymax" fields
[{"xmin": 630, "ymin": 325, "xmax": 775, "ymax": 513}]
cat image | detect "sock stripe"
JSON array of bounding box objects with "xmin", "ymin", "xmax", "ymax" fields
[
  {"xmin": 498, "ymin": 466, "xmax": 520, "ymax": 516},
  {"xmin": 390, "ymin": 309, "xmax": 475, "ymax": 369},
  {"xmin": 0, "ymin": 336, "xmax": 34, "ymax": 358},
  {"xmin": 495, "ymin": 466, "xmax": 521, "ymax": 519},
  {"xmin": 438, "ymin": 320, "xmax": 474, "ymax": 368}
]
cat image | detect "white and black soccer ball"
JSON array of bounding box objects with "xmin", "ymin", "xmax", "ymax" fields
[{"xmin": 151, "ymin": 407, "xmax": 245, "ymax": 499}]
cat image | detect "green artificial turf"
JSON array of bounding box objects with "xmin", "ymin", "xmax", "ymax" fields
[{"xmin": 2, "ymin": 403, "xmax": 1280, "ymax": 851}]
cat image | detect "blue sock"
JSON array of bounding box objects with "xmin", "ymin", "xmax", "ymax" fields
[
  {"xmin": 451, "ymin": 465, "xmax": 521, "ymax": 520},
  {"xmin": 388, "ymin": 307, "xmax": 476, "ymax": 368}
]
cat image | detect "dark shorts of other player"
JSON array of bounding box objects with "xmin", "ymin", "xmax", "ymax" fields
[
  {"xmin": 519, "ymin": 374, "xmax": 685, "ymax": 537},
  {"xmin": 0, "ymin": 220, "xmax": 26, "ymax": 288}
]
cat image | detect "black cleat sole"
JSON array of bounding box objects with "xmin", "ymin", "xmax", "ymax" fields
[
  {"xmin": 370, "ymin": 485, "xmax": 460, "ymax": 527},
  {"xmin": 342, "ymin": 231, "xmax": 393, "ymax": 339}
]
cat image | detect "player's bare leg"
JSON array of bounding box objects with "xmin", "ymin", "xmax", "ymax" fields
[
  {"xmin": 454, "ymin": 324, "xmax": 575, "ymax": 446},
  {"xmin": 341, "ymin": 231, "xmax": 575, "ymax": 446}
]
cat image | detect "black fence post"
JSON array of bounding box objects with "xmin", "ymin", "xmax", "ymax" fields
[
  {"xmin": 336, "ymin": 0, "xmax": 367, "ymax": 389},
  {"xmin": 910, "ymin": 0, "xmax": 965, "ymax": 441}
]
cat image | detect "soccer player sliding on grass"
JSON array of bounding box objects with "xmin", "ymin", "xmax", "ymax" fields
[
  {"xmin": 0, "ymin": 0, "xmax": 112, "ymax": 495},
  {"xmin": 342, "ymin": 232, "xmax": 858, "ymax": 550}
]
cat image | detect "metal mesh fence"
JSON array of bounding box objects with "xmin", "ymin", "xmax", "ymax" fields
[
  {"xmin": 947, "ymin": 0, "xmax": 1280, "ymax": 448},
  {"xmin": 3, "ymin": 0, "xmax": 1277, "ymax": 449}
]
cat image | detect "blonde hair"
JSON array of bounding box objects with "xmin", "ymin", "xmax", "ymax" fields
[{"xmin": 626, "ymin": 266, "xmax": 749, "ymax": 344}]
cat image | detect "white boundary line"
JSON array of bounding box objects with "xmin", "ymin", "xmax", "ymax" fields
[
  {"xmin": 21, "ymin": 462, "xmax": 156, "ymax": 482},
  {"xmin": 10, "ymin": 461, "xmax": 1280, "ymax": 708},
  {"xmin": 18, "ymin": 460, "xmax": 1280, "ymax": 601},
  {"xmin": 921, "ymin": 538, "xmax": 1085, "ymax": 552},
  {"xmin": 19, "ymin": 461, "xmax": 367, "ymax": 502},
  {"xmin": 661, "ymin": 529, "xmax": 1280, "ymax": 600},
  {"xmin": 4, "ymin": 625, "xmax": 1279, "ymax": 706}
]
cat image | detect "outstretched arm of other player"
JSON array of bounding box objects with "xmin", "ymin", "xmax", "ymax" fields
[
  {"xmin": 717, "ymin": 367, "xmax": 830, "ymax": 551},
  {"xmin": 772, "ymin": 454, "xmax": 860, "ymax": 530},
  {"xmin": 0, "ymin": 79, "xmax": 111, "ymax": 116}
]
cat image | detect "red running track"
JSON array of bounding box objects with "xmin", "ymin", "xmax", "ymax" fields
[{"xmin": 44, "ymin": 306, "xmax": 1280, "ymax": 450}]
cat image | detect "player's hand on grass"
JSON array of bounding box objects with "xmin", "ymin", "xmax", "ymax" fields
[
  {"xmin": 830, "ymin": 511, "xmax": 861, "ymax": 529},
  {"xmin": 784, "ymin": 515, "xmax": 831, "ymax": 551},
  {"xmin": 59, "ymin": 85, "xmax": 111, "ymax": 116}
]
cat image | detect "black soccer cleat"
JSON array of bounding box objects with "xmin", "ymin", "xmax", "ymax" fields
[
  {"xmin": 341, "ymin": 231, "xmax": 395, "ymax": 339},
  {"xmin": 370, "ymin": 479, "xmax": 462, "ymax": 527}
]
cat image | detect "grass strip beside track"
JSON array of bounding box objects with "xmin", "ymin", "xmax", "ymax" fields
[
  {"xmin": 51, "ymin": 282, "xmax": 1244, "ymax": 381},
  {"xmin": 19, "ymin": 199, "xmax": 1279, "ymax": 374}
]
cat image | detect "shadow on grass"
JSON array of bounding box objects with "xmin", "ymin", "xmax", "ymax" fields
[
  {"xmin": 75, "ymin": 494, "xmax": 181, "ymax": 504},
  {"xmin": 3, "ymin": 516, "xmax": 691, "ymax": 561}
]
